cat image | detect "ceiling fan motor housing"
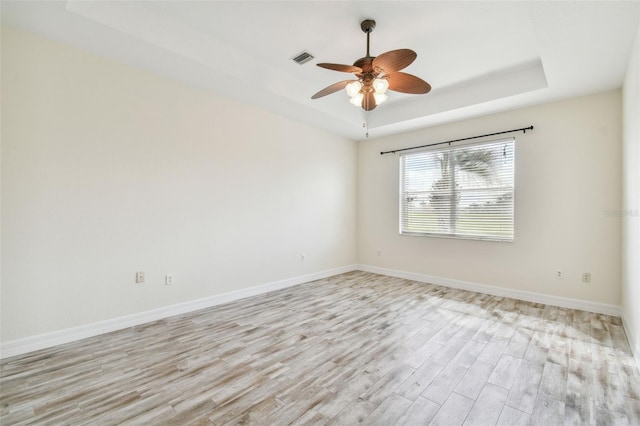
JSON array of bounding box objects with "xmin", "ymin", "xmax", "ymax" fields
[{"xmin": 353, "ymin": 57, "xmax": 374, "ymax": 72}]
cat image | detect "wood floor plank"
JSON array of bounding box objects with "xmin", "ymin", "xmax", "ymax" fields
[
  {"xmin": 539, "ymin": 361, "xmax": 568, "ymax": 402},
  {"xmin": 403, "ymin": 337, "xmax": 442, "ymax": 368},
  {"xmin": 363, "ymin": 393, "xmax": 412, "ymax": 426},
  {"xmin": 462, "ymin": 383, "xmax": 509, "ymax": 426},
  {"xmin": 496, "ymin": 404, "xmax": 531, "ymax": 425},
  {"xmin": 427, "ymin": 392, "xmax": 475, "ymax": 426},
  {"xmin": 451, "ymin": 340, "xmax": 486, "ymax": 368},
  {"xmin": 360, "ymin": 363, "xmax": 415, "ymax": 406},
  {"xmin": 504, "ymin": 359, "xmax": 544, "ymax": 414},
  {"xmin": 475, "ymin": 339, "xmax": 510, "ymax": 366},
  {"xmin": 488, "ymin": 353, "xmax": 522, "ymax": 390},
  {"xmin": 563, "ymin": 392, "xmax": 594, "ymax": 425},
  {"xmin": 325, "ymin": 398, "xmax": 377, "ymax": 425},
  {"xmin": 421, "ymin": 362, "xmax": 468, "ymax": 405},
  {"xmin": 1, "ymin": 271, "xmax": 637, "ymax": 425},
  {"xmin": 529, "ymin": 395, "xmax": 566, "ymax": 425},
  {"xmin": 396, "ymin": 396, "xmax": 440, "ymax": 425},
  {"xmin": 453, "ymin": 359, "xmax": 496, "ymax": 400}
]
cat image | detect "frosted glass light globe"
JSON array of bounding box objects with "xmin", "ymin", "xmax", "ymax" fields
[
  {"xmin": 372, "ymin": 78, "xmax": 389, "ymax": 94},
  {"xmin": 349, "ymin": 93, "xmax": 364, "ymax": 107},
  {"xmin": 374, "ymin": 93, "xmax": 388, "ymax": 105},
  {"xmin": 345, "ymin": 81, "xmax": 363, "ymax": 97}
]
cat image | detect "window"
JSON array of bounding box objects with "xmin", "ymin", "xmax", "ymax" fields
[{"xmin": 400, "ymin": 138, "xmax": 515, "ymax": 241}]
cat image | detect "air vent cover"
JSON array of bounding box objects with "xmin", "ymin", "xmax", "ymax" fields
[{"xmin": 291, "ymin": 51, "xmax": 314, "ymax": 65}]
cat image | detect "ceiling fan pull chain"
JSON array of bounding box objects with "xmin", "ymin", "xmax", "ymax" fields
[{"xmin": 363, "ymin": 111, "xmax": 369, "ymax": 138}]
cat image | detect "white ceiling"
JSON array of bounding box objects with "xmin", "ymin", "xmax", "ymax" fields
[{"xmin": 2, "ymin": 1, "xmax": 639, "ymax": 141}]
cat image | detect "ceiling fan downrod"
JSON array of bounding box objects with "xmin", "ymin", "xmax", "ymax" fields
[{"xmin": 361, "ymin": 19, "xmax": 376, "ymax": 58}]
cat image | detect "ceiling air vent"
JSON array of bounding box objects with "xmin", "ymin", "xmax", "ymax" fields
[{"xmin": 291, "ymin": 50, "xmax": 314, "ymax": 65}]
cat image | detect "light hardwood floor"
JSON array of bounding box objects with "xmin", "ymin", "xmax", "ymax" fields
[{"xmin": 1, "ymin": 271, "xmax": 639, "ymax": 425}]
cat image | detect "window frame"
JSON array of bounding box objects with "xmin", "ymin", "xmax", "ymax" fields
[{"xmin": 399, "ymin": 137, "xmax": 515, "ymax": 242}]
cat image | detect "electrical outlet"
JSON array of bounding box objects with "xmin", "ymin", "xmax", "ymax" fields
[
  {"xmin": 555, "ymin": 270, "xmax": 563, "ymax": 279},
  {"xmin": 582, "ymin": 272, "xmax": 591, "ymax": 283},
  {"xmin": 300, "ymin": 254, "xmax": 305, "ymax": 263},
  {"xmin": 136, "ymin": 271, "xmax": 145, "ymax": 283},
  {"xmin": 165, "ymin": 274, "xmax": 174, "ymax": 285}
]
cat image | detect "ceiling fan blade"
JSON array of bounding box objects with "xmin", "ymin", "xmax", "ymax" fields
[
  {"xmin": 317, "ymin": 63, "xmax": 363, "ymax": 73},
  {"xmin": 387, "ymin": 72, "xmax": 432, "ymax": 94},
  {"xmin": 362, "ymin": 91, "xmax": 377, "ymax": 111},
  {"xmin": 311, "ymin": 80, "xmax": 353, "ymax": 99},
  {"xmin": 373, "ymin": 49, "xmax": 417, "ymax": 74}
]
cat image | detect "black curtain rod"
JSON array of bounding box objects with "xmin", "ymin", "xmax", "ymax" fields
[{"xmin": 380, "ymin": 125, "xmax": 534, "ymax": 155}]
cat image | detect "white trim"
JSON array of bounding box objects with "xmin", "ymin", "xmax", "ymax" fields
[
  {"xmin": 621, "ymin": 311, "xmax": 640, "ymax": 370},
  {"xmin": 358, "ymin": 264, "xmax": 622, "ymax": 317},
  {"xmin": 2, "ymin": 264, "xmax": 626, "ymax": 360},
  {"xmin": 0, "ymin": 265, "xmax": 358, "ymax": 359}
]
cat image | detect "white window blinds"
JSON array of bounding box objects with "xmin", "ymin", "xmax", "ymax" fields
[{"xmin": 400, "ymin": 138, "xmax": 515, "ymax": 241}]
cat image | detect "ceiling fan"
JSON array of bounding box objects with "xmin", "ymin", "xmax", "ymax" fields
[{"xmin": 311, "ymin": 19, "xmax": 431, "ymax": 111}]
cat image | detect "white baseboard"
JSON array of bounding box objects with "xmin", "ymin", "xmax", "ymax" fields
[
  {"xmin": 0, "ymin": 265, "xmax": 358, "ymax": 359},
  {"xmin": 1, "ymin": 264, "xmax": 626, "ymax": 360},
  {"xmin": 621, "ymin": 311, "xmax": 640, "ymax": 370},
  {"xmin": 357, "ymin": 264, "xmax": 622, "ymax": 317}
]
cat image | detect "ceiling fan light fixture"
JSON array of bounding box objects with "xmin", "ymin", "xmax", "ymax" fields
[
  {"xmin": 345, "ymin": 80, "xmax": 363, "ymax": 97},
  {"xmin": 350, "ymin": 93, "xmax": 364, "ymax": 106},
  {"xmin": 311, "ymin": 19, "xmax": 430, "ymax": 113},
  {"xmin": 374, "ymin": 92, "xmax": 388, "ymax": 105},
  {"xmin": 372, "ymin": 78, "xmax": 389, "ymax": 94}
]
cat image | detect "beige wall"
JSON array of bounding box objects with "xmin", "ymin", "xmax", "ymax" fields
[
  {"xmin": 622, "ymin": 18, "xmax": 640, "ymax": 362},
  {"xmin": 1, "ymin": 26, "xmax": 357, "ymax": 342},
  {"xmin": 358, "ymin": 91, "xmax": 622, "ymax": 306}
]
